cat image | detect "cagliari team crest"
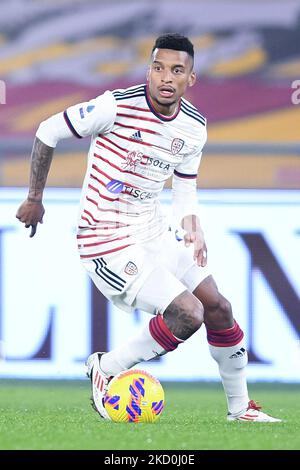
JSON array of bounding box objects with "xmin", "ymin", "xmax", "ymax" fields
[
  {"xmin": 124, "ymin": 261, "xmax": 138, "ymax": 275},
  {"xmin": 171, "ymin": 138, "xmax": 184, "ymax": 155}
]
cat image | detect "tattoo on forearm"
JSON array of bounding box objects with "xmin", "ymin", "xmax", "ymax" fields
[
  {"xmin": 164, "ymin": 291, "xmax": 201, "ymax": 340},
  {"xmin": 29, "ymin": 137, "xmax": 54, "ymax": 200}
]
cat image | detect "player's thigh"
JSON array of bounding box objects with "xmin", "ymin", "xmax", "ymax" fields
[
  {"xmin": 159, "ymin": 228, "xmax": 196, "ymax": 277},
  {"xmin": 133, "ymin": 265, "xmax": 186, "ymax": 315},
  {"xmin": 192, "ymin": 275, "xmax": 221, "ymax": 309},
  {"xmin": 82, "ymin": 247, "xmax": 156, "ymax": 313}
]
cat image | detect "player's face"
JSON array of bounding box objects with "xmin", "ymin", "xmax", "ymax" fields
[{"xmin": 147, "ymin": 48, "xmax": 196, "ymax": 115}]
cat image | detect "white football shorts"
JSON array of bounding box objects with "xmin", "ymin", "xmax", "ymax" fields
[{"xmin": 82, "ymin": 227, "xmax": 211, "ymax": 314}]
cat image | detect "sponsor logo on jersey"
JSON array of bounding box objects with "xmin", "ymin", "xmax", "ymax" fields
[
  {"xmin": 144, "ymin": 157, "xmax": 170, "ymax": 173},
  {"xmin": 122, "ymin": 151, "xmax": 144, "ymax": 171},
  {"xmin": 123, "ymin": 185, "xmax": 154, "ymax": 200},
  {"xmin": 171, "ymin": 138, "xmax": 184, "ymax": 155},
  {"xmin": 124, "ymin": 261, "xmax": 138, "ymax": 275},
  {"xmin": 106, "ymin": 180, "xmax": 124, "ymax": 193}
]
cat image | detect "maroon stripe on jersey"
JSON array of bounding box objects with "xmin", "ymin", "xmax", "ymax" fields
[
  {"xmin": 96, "ymin": 141, "xmax": 126, "ymax": 160},
  {"xmin": 80, "ymin": 244, "xmax": 132, "ymax": 259},
  {"xmin": 90, "ymin": 171, "xmax": 138, "ymax": 191},
  {"xmin": 88, "ymin": 184, "xmax": 117, "ymax": 202},
  {"xmin": 77, "ymin": 227, "xmax": 129, "ymax": 239},
  {"xmin": 91, "ymin": 164, "xmax": 116, "ymax": 181},
  {"xmin": 81, "ymin": 216, "xmax": 92, "ymax": 225},
  {"xmin": 206, "ymin": 321, "xmax": 244, "ymax": 347},
  {"xmin": 111, "ymin": 131, "xmax": 169, "ymax": 152},
  {"xmin": 85, "ymin": 203, "xmax": 137, "ymax": 216},
  {"xmin": 94, "ymin": 153, "xmax": 124, "ymax": 171},
  {"xmin": 149, "ymin": 314, "xmax": 183, "ymax": 352},
  {"xmin": 117, "ymin": 104, "xmax": 151, "ymax": 112},
  {"xmin": 85, "ymin": 197, "xmax": 126, "ymax": 214},
  {"xmin": 174, "ymin": 170, "xmax": 197, "ymax": 179},
  {"xmin": 116, "ymin": 112, "xmax": 161, "ymax": 124},
  {"xmin": 114, "ymin": 121, "xmax": 161, "ymax": 135},
  {"xmin": 78, "ymin": 225, "xmax": 97, "ymax": 230},
  {"xmin": 86, "ymin": 195, "xmax": 98, "ymax": 207},
  {"xmin": 78, "ymin": 234, "xmax": 106, "ymax": 239},
  {"xmin": 83, "ymin": 209, "xmax": 100, "ymax": 223},
  {"xmin": 90, "ymin": 173, "xmax": 107, "ymax": 188},
  {"xmin": 78, "ymin": 224, "xmax": 129, "ymax": 233},
  {"xmin": 78, "ymin": 234, "xmax": 130, "ymax": 248},
  {"xmin": 99, "ymin": 135, "xmax": 127, "ymax": 153},
  {"xmin": 78, "ymin": 233, "xmax": 124, "ymax": 239},
  {"xmin": 88, "ymin": 183, "xmax": 132, "ymax": 206}
]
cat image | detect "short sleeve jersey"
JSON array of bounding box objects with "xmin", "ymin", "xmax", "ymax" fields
[{"xmin": 64, "ymin": 84, "xmax": 207, "ymax": 260}]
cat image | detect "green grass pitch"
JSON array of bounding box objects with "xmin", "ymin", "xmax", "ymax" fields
[{"xmin": 0, "ymin": 380, "xmax": 299, "ymax": 450}]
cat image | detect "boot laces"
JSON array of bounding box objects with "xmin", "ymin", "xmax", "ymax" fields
[{"xmin": 247, "ymin": 400, "xmax": 262, "ymax": 411}]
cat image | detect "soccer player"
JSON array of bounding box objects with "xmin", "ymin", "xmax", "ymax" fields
[{"xmin": 16, "ymin": 33, "xmax": 280, "ymax": 422}]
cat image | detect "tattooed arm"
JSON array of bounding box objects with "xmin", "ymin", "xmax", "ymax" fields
[{"xmin": 16, "ymin": 137, "xmax": 54, "ymax": 237}]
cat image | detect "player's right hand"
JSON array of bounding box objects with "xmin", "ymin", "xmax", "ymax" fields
[{"xmin": 16, "ymin": 199, "xmax": 45, "ymax": 237}]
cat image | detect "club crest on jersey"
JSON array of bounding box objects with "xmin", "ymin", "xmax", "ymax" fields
[
  {"xmin": 106, "ymin": 180, "xmax": 124, "ymax": 194},
  {"xmin": 122, "ymin": 151, "xmax": 143, "ymax": 171},
  {"xmin": 171, "ymin": 138, "xmax": 184, "ymax": 155},
  {"xmin": 124, "ymin": 261, "xmax": 138, "ymax": 275}
]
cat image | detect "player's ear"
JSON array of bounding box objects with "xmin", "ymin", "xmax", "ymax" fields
[
  {"xmin": 188, "ymin": 71, "xmax": 196, "ymax": 87},
  {"xmin": 146, "ymin": 66, "xmax": 151, "ymax": 82}
]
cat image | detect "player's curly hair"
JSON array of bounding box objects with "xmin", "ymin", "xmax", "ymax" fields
[{"xmin": 152, "ymin": 33, "xmax": 194, "ymax": 59}]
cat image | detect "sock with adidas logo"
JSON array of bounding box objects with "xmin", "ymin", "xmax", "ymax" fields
[{"xmin": 206, "ymin": 320, "xmax": 249, "ymax": 415}]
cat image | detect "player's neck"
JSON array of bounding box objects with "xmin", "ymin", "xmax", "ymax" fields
[
  {"xmin": 146, "ymin": 89, "xmax": 180, "ymax": 119},
  {"xmin": 151, "ymin": 99, "xmax": 178, "ymax": 117}
]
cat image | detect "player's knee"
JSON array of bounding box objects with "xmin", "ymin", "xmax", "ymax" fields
[
  {"xmin": 204, "ymin": 293, "xmax": 233, "ymax": 329},
  {"xmin": 218, "ymin": 296, "xmax": 232, "ymax": 319},
  {"xmin": 163, "ymin": 291, "xmax": 203, "ymax": 340}
]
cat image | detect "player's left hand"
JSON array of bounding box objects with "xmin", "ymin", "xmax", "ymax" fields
[
  {"xmin": 181, "ymin": 215, "xmax": 207, "ymax": 267},
  {"xmin": 16, "ymin": 198, "xmax": 45, "ymax": 238},
  {"xmin": 184, "ymin": 232, "xmax": 207, "ymax": 267}
]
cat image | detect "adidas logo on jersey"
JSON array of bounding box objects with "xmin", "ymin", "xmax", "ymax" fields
[
  {"xmin": 229, "ymin": 347, "xmax": 246, "ymax": 359},
  {"xmin": 130, "ymin": 130, "xmax": 143, "ymax": 141}
]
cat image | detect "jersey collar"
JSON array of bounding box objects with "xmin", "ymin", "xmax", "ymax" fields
[{"xmin": 144, "ymin": 84, "xmax": 181, "ymax": 122}]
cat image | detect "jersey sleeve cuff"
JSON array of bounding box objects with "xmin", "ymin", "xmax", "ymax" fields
[
  {"xmin": 63, "ymin": 110, "xmax": 82, "ymax": 139},
  {"xmin": 174, "ymin": 170, "xmax": 197, "ymax": 179}
]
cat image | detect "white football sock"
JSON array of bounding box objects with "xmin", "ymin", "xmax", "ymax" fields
[
  {"xmin": 209, "ymin": 338, "xmax": 249, "ymax": 415},
  {"xmin": 100, "ymin": 326, "xmax": 165, "ymax": 376},
  {"xmin": 100, "ymin": 314, "xmax": 182, "ymax": 376}
]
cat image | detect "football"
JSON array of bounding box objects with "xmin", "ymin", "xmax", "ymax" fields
[{"xmin": 104, "ymin": 369, "xmax": 165, "ymax": 423}]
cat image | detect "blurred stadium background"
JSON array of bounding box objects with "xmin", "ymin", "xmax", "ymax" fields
[{"xmin": 0, "ymin": 0, "xmax": 299, "ymax": 384}]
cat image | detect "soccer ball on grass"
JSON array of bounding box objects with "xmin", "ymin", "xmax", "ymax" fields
[{"xmin": 104, "ymin": 369, "xmax": 164, "ymax": 423}]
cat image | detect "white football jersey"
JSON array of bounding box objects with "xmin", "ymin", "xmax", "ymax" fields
[{"xmin": 63, "ymin": 84, "xmax": 207, "ymax": 260}]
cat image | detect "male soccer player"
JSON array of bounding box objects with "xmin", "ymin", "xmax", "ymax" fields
[{"xmin": 16, "ymin": 33, "xmax": 280, "ymax": 422}]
